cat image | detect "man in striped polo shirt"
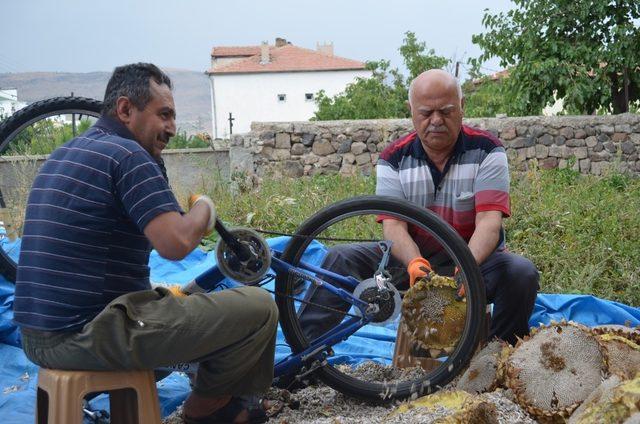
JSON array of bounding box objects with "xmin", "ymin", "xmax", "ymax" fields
[
  {"xmin": 15, "ymin": 63, "xmax": 278, "ymax": 423},
  {"xmin": 299, "ymin": 69, "xmax": 539, "ymax": 346}
]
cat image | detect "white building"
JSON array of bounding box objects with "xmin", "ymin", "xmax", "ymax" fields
[
  {"xmin": 206, "ymin": 38, "xmax": 372, "ymax": 138},
  {"xmin": 0, "ymin": 89, "xmax": 27, "ymax": 120}
]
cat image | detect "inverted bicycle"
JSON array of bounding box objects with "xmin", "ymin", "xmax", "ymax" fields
[{"xmin": 0, "ymin": 97, "xmax": 486, "ymax": 403}]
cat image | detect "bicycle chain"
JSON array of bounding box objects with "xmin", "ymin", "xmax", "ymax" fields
[
  {"xmin": 255, "ymin": 274, "xmax": 362, "ymax": 319},
  {"xmin": 246, "ymin": 226, "xmax": 381, "ymax": 243}
]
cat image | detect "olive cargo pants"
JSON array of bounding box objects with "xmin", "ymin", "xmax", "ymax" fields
[{"xmin": 21, "ymin": 286, "xmax": 278, "ymax": 396}]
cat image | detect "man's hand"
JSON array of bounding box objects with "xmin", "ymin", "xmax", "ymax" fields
[
  {"xmin": 454, "ymin": 266, "xmax": 465, "ymax": 299},
  {"xmin": 168, "ymin": 285, "xmax": 188, "ymax": 297},
  {"xmin": 407, "ymin": 257, "xmax": 432, "ymax": 287},
  {"xmin": 189, "ymin": 194, "xmax": 216, "ymax": 235}
]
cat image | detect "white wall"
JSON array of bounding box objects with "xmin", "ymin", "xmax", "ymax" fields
[
  {"xmin": 210, "ymin": 69, "xmax": 372, "ymax": 137},
  {"xmin": 0, "ymin": 89, "xmax": 26, "ymax": 120}
]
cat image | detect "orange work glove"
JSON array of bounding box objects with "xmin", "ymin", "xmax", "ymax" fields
[
  {"xmin": 188, "ymin": 194, "xmax": 216, "ymax": 235},
  {"xmin": 167, "ymin": 285, "xmax": 188, "ymax": 298},
  {"xmin": 407, "ymin": 257, "xmax": 432, "ymax": 287}
]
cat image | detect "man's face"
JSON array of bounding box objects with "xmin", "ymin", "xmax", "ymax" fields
[
  {"xmin": 126, "ymin": 80, "xmax": 176, "ymax": 158},
  {"xmin": 410, "ymin": 81, "xmax": 463, "ymax": 154}
]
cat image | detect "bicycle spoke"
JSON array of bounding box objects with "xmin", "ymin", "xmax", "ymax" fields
[{"xmin": 274, "ymin": 196, "xmax": 485, "ymax": 402}]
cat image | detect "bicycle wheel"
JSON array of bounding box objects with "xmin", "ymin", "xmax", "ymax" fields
[
  {"xmin": 275, "ymin": 195, "xmax": 486, "ymax": 403},
  {"xmin": 0, "ymin": 97, "xmax": 103, "ymax": 282}
]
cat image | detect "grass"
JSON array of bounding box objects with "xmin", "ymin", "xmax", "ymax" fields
[
  {"xmin": 507, "ymin": 165, "xmax": 640, "ymax": 307},
  {"xmin": 2, "ymin": 142, "xmax": 638, "ymax": 306},
  {"xmin": 188, "ymin": 168, "xmax": 640, "ymax": 307},
  {"xmin": 173, "ymin": 172, "xmax": 377, "ymax": 251}
]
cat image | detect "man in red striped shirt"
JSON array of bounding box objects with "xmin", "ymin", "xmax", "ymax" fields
[{"xmin": 299, "ymin": 69, "xmax": 539, "ymax": 345}]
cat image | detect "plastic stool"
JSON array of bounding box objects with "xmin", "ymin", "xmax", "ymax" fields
[{"xmin": 36, "ymin": 368, "xmax": 161, "ymax": 424}]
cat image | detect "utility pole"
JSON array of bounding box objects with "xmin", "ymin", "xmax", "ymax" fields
[
  {"xmin": 228, "ymin": 112, "xmax": 235, "ymax": 135},
  {"xmin": 71, "ymin": 91, "xmax": 76, "ymax": 136},
  {"xmin": 455, "ymin": 61, "xmax": 460, "ymax": 78}
]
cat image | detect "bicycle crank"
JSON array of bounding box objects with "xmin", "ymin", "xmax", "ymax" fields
[{"xmin": 216, "ymin": 227, "xmax": 271, "ymax": 284}]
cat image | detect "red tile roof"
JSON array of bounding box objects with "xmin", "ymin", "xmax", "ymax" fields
[
  {"xmin": 207, "ymin": 45, "xmax": 367, "ymax": 74},
  {"xmin": 472, "ymin": 69, "xmax": 510, "ymax": 85},
  {"xmin": 211, "ymin": 46, "xmax": 262, "ymax": 57}
]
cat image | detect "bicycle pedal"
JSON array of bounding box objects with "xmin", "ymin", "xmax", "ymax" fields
[
  {"xmin": 410, "ymin": 344, "xmax": 430, "ymax": 358},
  {"xmin": 291, "ymin": 279, "xmax": 306, "ymax": 295}
]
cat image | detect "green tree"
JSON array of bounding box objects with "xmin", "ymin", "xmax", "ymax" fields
[
  {"xmin": 7, "ymin": 119, "xmax": 94, "ymax": 155},
  {"xmin": 399, "ymin": 31, "xmax": 450, "ymax": 81},
  {"xmin": 313, "ymin": 31, "xmax": 450, "ymax": 120},
  {"xmin": 462, "ymin": 78, "xmax": 510, "ymax": 118},
  {"xmin": 313, "ymin": 60, "xmax": 408, "ymax": 120},
  {"xmin": 472, "ymin": 0, "xmax": 640, "ymax": 115},
  {"xmin": 169, "ymin": 131, "xmax": 210, "ymax": 149}
]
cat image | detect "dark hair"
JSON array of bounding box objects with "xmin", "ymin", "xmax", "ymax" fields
[{"xmin": 102, "ymin": 63, "xmax": 172, "ymax": 117}]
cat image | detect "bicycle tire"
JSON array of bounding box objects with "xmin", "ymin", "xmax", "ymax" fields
[
  {"xmin": 275, "ymin": 195, "xmax": 486, "ymax": 403},
  {"xmin": 0, "ymin": 97, "xmax": 103, "ymax": 282}
]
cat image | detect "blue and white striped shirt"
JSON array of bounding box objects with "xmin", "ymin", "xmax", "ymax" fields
[{"xmin": 13, "ymin": 116, "xmax": 182, "ymax": 331}]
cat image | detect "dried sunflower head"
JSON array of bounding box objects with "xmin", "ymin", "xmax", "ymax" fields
[
  {"xmin": 401, "ymin": 271, "xmax": 467, "ymax": 352},
  {"xmin": 597, "ymin": 333, "xmax": 640, "ymax": 380},
  {"xmin": 504, "ymin": 321, "xmax": 608, "ymax": 422},
  {"xmin": 456, "ymin": 339, "xmax": 508, "ymax": 394}
]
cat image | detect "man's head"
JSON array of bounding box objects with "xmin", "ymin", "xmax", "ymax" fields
[
  {"xmin": 408, "ymin": 69, "xmax": 464, "ymax": 156},
  {"xmin": 102, "ymin": 63, "xmax": 176, "ymax": 158}
]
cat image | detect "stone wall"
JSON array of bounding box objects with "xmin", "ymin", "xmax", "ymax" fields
[{"xmin": 229, "ymin": 114, "xmax": 640, "ymax": 177}]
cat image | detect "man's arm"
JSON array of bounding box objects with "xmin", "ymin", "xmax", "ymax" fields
[
  {"xmin": 382, "ymin": 219, "xmax": 421, "ymax": 267},
  {"xmin": 144, "ymin": 202, "xmax": 211, "ymax": 261},
  {"xmin": 467, "ymin": 210, "xmax": 503, "ymax": 265}
]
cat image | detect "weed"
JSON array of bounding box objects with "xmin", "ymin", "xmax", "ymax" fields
[{"xmin": 2, "ymin": 155, "xmax": 638, "ymax": 306}]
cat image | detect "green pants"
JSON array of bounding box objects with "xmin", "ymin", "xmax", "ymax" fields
[{"xmin": 21, "ymin": 286, "xmax": 278, "ymax": 396}]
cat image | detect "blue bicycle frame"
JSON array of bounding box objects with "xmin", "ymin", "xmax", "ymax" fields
[{"xmin": 159, "ymin": 248, "xmax": 377, "ymax": 381}]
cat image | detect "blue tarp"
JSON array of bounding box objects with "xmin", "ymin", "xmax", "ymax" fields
[{"xmin": 0, "ymin": 236, "xmax": 639, "ymax": 423}]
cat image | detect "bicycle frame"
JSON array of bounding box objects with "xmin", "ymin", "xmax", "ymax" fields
[{"xmin": 157, "ymin": 247, "xmax": 378, "ymax": 382}]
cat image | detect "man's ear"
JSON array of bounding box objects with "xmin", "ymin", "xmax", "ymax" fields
[
  {"xmin": 115, "ymin": 96, "xmax": 133, "ymax": 124},
  {"xmin": 460, "ymin": 97, "xmax": 465, "ymax": 116}
]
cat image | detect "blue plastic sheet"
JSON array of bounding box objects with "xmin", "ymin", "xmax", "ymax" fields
[{"xmin": 0, "ymin": 236, "xmax": 638, "ymax": 422}]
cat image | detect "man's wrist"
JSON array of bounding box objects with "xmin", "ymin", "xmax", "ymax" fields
[{"xmin": 190, "ymin": 195, "xmax": 216, "ymax": 233}]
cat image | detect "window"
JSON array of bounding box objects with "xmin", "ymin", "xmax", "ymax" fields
[
  {"xmin": 305, "ymin": 93, "xmax": 314, "ymax": 101},
  {"xmin": 277, "ymin": 94, "xmax": 286, "ymax": 102}
]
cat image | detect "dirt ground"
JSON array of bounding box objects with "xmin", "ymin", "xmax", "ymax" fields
[{"xmin": 161, "ymin": 362, "xmax": 536, "ymax": 424}]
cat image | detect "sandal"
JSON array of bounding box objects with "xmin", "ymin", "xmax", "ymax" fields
[{"xmin": 183, "ymin": 395, "xmax": 273, "ymax": 424}]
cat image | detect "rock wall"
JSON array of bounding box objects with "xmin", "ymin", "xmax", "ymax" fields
[{"xmin": 229, "ymin": 114, "xmax": 640, "ymax": 177}]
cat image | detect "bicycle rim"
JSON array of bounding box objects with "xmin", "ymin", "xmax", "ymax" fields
[
  {"xmin": 0, "ymin": 97, "xmax": 103, "ymax": 282},
  {"xmin": 275, "ymin": 195, "xmax": 485, "ymax": 403}
]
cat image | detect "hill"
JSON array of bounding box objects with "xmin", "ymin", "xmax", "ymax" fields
[{"xmin": 0, "ymin": 69, "xmax": 211, "ymax": 134}]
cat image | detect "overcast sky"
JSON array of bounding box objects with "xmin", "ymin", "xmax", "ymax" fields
[{"xmin": 0, "ymin": 0, "xmax": 513, "ymax": 80}]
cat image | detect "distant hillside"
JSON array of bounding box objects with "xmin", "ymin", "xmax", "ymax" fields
[{"xmin": 0, "ymin": 69, "xmax": 211, "ymax": 134}]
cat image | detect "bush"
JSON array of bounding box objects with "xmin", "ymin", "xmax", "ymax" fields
[
  {"xmin": 168, "ymin": 132, "xmax": 210, "ymax": 149},
  {"xmin": 193, "ymin": 170, "xmax": 639, "ymax": 307}
]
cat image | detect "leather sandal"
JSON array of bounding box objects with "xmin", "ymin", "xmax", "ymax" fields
[{"xmin": 183, "ymin": 395, "xmax": 272, "ymax": 424}]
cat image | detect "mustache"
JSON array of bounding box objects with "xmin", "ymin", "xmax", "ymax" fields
[{"xmin": 426, "ymin": 125, "xmax": 447, "ymax": 132}]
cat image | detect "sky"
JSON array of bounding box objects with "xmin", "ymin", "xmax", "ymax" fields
[{"xmin": 0, "ymin": 0, "xmax": 514, "ymax": 80}]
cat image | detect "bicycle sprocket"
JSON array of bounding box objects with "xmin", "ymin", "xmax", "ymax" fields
[{"xmin": 353, "ymin": 278, "xmax": 401, "ymax": 325}]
